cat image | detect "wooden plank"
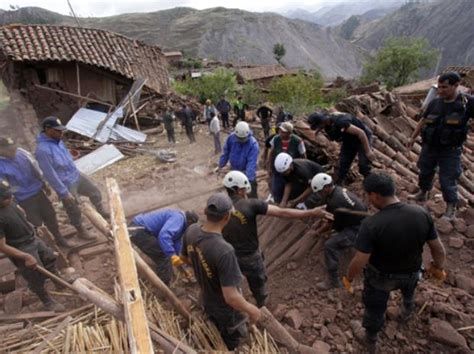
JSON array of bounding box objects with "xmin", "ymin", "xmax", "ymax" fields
[
  {"xmin": 32, "ymin": 316, "xmax": 72, "ymax": 354},
  {"xmin": 0, "ymin": 311, "xmax": 57, "ymax": 321},
  {"xmin": 107, "ymin": 178, "xmax": 153, "ymax": 354}
]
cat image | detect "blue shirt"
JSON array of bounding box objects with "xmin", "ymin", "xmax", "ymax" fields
[
  {"xmin": 35, "ymin": 133, "xmax": 80, "ymax": 198},
  {"xmin": 132, "ymin": 209, "xmax": 187, "ymax": 257},
  {"xmin": 219, "ymin": 133, "xmax": 259, "ymax": 181},
  {"xmin": 0, "ymin": 149, "xmax": 43, "ymax": 202}
]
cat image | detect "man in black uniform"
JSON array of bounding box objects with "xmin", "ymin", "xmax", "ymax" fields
[
  {"xmin": 407, "ymin": 72, "xmax": 474, "ymax": 218},
  {"xmin": 222, "ymin": 171, "xmax": 332, "ymax": 307},
  {"xmin": 181, "ymin": 193, "xmax": 260, "ymax": 350},
  {"xmin": 346, "ymin": 172, "xmax": 446, "ymax": 352},
  {"xmin": 308, "ymin": 111, "xmax": 375, "ymax": 185},
  {"xmin": 180, "ymin": 104, "xmax": 196, "ymax": 143},
  {"xmin": 0, "ymin": 180, "xmax": 65, "ymax": 311},
  {"xmin": 311, "ymin": 173, "xmax": 368, "ymax": 289},
  {"xmin": 273, "ymin": 152, "xmax": 324, "ymax": 208},
  {"xmin": 216, "ymin": 95, "xmax": 232, "ymax": 130},
  {"xmin": 256, "ymin": 104, "xmax": 273, "ymax": 139}
]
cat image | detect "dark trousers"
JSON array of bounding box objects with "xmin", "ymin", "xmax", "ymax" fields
[
  {"xmin": 271, "ymin": 172, "xmax": 285, "ymax": 203},
  {"xmin": 233, "ymin": 113, "xmax": 244, "ymax": 128},
  {"xmin": 362, "ymin": 266, "xmax": 419, "ymax": 338},
  {"xmin": 220, "ymin": 112, "xmax": 229, "ymax": 129},
  {"xmin": 63, "ymin": 174, "xmax": 103, "ymax": 229},
  {"xmin": 19, "ymin": 191, "xmax": 62, "ymax": 239},
  {"xmin": 237, "ymin": 251, "xmax": 268, "ymax": 307},
  {"xmin": 417, "ymin": 144, "xmax": 462, "ymax": 203},
  {"xmin": 10, "ymin": 238, "xmax": 57, "ymax": 296},
  {"xmin": 206, "ymin": 303, "xmax": 248, "ymax": 350},
  {"xmin": 249, "ymin": 180, "xmax": 258, "ymax": 199},
  {"xmin": 212, "ymin": 132, "xmax": 222, "ymax": 154},
  {"xmin": 130, "ymin": 228, "xmax": 173, "ymax": 285},
  {"xmin": 261, "ymin": 119, "xmax": 270, "ymax": 139},
  {"xmin": 324, "ymin": 226, "xmax": 359, "ymax": 279},
  {"xmin": 337, "ymin": 144, "xmax": 371, "ymax": 185},
  {"xmin": 185, "ymin": 123, "xmax": 196, "ymax": 143},
  {"xmin": 166, "ymin": 127, "xmax": 175, "ymax": 143}
]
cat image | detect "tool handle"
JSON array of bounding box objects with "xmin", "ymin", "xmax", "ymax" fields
[{"xmin": 36, "ymin": 265, "xmax": 77, "ymax": 293}]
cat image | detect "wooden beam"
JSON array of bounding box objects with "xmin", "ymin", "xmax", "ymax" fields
[
  {"xmin": 76, "ymin": 62, "xmax": 81, "ymax": 96},
  {"xmin": 107, "ymin": 178, "xmax": 153, "ymax": 354},
  {"xmin": 0, "ymin": 311, "xmax": 57, "ymax": 321},
  {"xmin": 34, "ymin": 84, "xmax": 113, "ymax": 107}
]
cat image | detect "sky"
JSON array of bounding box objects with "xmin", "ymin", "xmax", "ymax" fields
[{"xmin": 0, "ymin": 0, "xmax": 346, "ymax": 17}]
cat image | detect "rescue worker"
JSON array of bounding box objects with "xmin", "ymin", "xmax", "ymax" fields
[
  {"xmin": 275, "ymin": 105, "xmax": 293, "ymax": 125},
  {"xmin": 274, "ymin": 152, "xmax": 324, "ymax": 209},
  {"xmin": 222, "ymin": 171, "xmax": 332, "ymax": 307},
  {"xmin": 0, "ymin": 180, "xmax": 65, "ymax": 311},
  {"xmin": 216, "ymin": 95, "xmax": 231, "ymax": 130},
  {"xmin": 256, "ymin": 104, "xmax": 273, "ymax": 139},
  {"xmin": 307, "ymin": 111, "xmax": 375, "ymax": 185},
  {"xmin": 129, "ymin": 209, "xmax": 199, "ymax": 285},
  {"xmin": 233, "ymin": 96, "xmax": 247, "ymax": 128},
  {"xmin": 267, "ymin": 122, "xmax": 306, "ymax": 203},
  {"xmin": 346, "ymin": 172, "xmax": 446, "ymax": 353},
  {"xmin": 311, "ymin": 173, "xmax": 367, "ymax": 290},
  {"xmin": 218, "ymin": 122, "xmax": 259, "ymax": 198},
  {"xmin": 407, "ymin": 72, "xmax": 474, "ymax": 218},
  {"xmin": 180, "ymin": 104, "xmax": 196, "ymax": 143},
  {"xmin": 203, "ymin": 99, "xmax": 218, "ymax": 128},
  {"xmin": 0, "ymin": 137, "xmax": 74, "ymax": 247},
  {"xmin": 181, "ymin": 193, "xmax": 260, "ymax": 350},
  {"xmin": 162, "ymin": 109, "xmax": 176, "ymax": 144},
  {"xmin": 35, "ymin": 116, "xmax": 109, "ymax": 241}
]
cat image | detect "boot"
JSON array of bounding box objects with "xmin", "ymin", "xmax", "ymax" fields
[
  {"xmin": 443, "ymin": 203, "xmax": 457, "ymax": 219},
  {"xmin": 352, "ymin": 320, "xmax": 377, "ymax": 354},
  {"xmin": 399, "ymin": 304, "xmax": 414, "ymax": 323},
  {"xmin": 410, "ymin": 190, "xmax": 429, "ymax": 202},
  {"xmin": 316, "ymin": 275, "xmax": 342, "ymax": 290},
  {"xmin": 37, "ymin": 290, "xmax": 66, "ymax": 312},
  {"xmin": 76, "ymin": 225, "xmax": 96, "ymax": 241}
]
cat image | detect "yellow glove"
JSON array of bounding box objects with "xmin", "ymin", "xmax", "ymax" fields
[
  {"xmin": 342, "ymin": 276, "xmax": 354, "ymax": 294},
  {"xmin": 427, "ymin": 263, "xmax": 446, "ymax": 282},
  {"xmin": 171, "ymin": 255, "xmax": 184, "ymax": 267}
]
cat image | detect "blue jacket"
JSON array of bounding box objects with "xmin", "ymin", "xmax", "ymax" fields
[
  {"xmin": 219, "ymin": 133, "xmax": 259, "ymax": 181},
  {"xmin": 35, "ymin": 133, "xmax": 80, "ymax": 198},
  {"xmin": 132, "ymin": 209, "xmax": 187, "ymax": 257},
  {"xmin": 0, "ymin": 149, "xmax": 43, "ymax": 202}
]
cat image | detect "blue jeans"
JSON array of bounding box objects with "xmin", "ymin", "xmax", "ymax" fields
[{"xmin": 417, "ymin": 144, "xmax": 462, "ymax": 203}]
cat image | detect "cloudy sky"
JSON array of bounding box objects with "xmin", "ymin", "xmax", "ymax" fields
[{"xmin": 1, "ymin": 0, "xmax": 344, "ymax": 17}]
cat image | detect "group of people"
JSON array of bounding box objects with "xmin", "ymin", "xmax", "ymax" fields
[{"xmin": 0, "ymin": 72, "xmax": 470, "ymax": 352}]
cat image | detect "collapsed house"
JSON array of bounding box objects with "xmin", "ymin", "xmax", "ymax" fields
[{"xmin": 236, "ymin": 64, "xmax": 292, "ymax": 87}]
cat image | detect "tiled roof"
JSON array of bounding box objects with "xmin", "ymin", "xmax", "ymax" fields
[
  {"xmin": 0, "ymin": 24, "xmax": 169, "ymax": 93},
  {"xmin": 237, "ymin": 64, "xmax": 289, "ymax": 81},
  {"xmin": 163, "ymin": 51, "xmax": 182, "ymax": 57},
  {"xmin": 440, "ymin": 66, "xmax": 474, "ymax": 75}
]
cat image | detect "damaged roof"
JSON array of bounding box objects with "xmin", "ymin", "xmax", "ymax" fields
[
  {"xmin": 0, "ymin": 24, "xmax": 169, "ymax": 93},
  {"xmin": 441, "ymin": 66, "xmax": 474, "ymax": 75},
  {"xmin": 237, "ymin": 64, "xmax": 290, "ymax": 81}
]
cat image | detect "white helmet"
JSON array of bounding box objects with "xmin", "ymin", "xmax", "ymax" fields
[
  {"xmin": 223, "ymin": 171, "xmax": 251, "ymax": 194},
  {"xmin": 311, "ymin": 173, "xmax": 333, "ymax": 192},
  {"xmin": 235, "ymin": 121, "xmax": 250, "ymax": 139},
  {"xmin": 274, "ymin": 153, "xmax": 293, "ymax": 173}
]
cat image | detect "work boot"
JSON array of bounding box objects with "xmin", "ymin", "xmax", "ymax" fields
[
  {"xmin": 76, "ymin": 225, "xmax": 96, "ymax": 241},
  {"xmin": 410, "ymin": 190, "xmax": 429, "ymax": 202},
  {"xmin": 352, "ymin": 320, "xmax": 377, "ymax": 354},
  {"xmin": 443, "ymin": 203, "xmax": 457, "ymax": 219},
  {"xmin": 38, "ymin": 291, "xmax": 66, "ymax": 312},
  {"xmin": 399, "ymin": 305, "xmax": 414, "ymax": 323}
]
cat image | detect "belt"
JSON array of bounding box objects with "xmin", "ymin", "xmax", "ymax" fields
[{"xmin": 365, "ymin": 264, "xmax": 420, "ymax": 280}]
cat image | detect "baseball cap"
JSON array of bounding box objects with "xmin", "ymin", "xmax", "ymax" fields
[
  {"xmin": 0, "ymin": 137, "xmax": 15, "ymax": 147},
  {"xmin": 279, "ymin": 122, "xmax": 294, "ymax": 133},
  {"xmin": 307, "ymin": 113, "xmax": 329, "ymax": 130},
  {"xmin": 185, "ymin": 210, "xmax": 199, "ymax": 224},
  {"xmin": 0, "ymin": 180, "xmax": 12, "ymax": 200},
  {"xmin": 206, "ymin": 192, "xmax": 233, "ymax": 217},
  {"xmin": 42, "ymin": 116, "xmax": 66, "ymax": 131}
]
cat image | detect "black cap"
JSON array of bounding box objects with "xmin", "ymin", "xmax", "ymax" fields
[
  {"xmin": 185, "ymin": 210, "xmax": 199, "ymax": 224},
  {"xmin": 0, "ymin": 180, "xmax": 12, "ymax": 201},
  {"xmin": 438, "ymin": 72, "xmax": 461, "ymax": 85},
  {"xmin": 206, "ymin": 192, "xmax": 233, "ymax": 216},
  {"xmin": 0, "ymin": 137, "xmax": 15, "ymax": 147},
  {"xmin": 42, "ymin": 116, "xmax": 66, "ymax": 131},
  {"xmin": 307, "ymin": 113, "xmax": 329, "ymax": 130}
]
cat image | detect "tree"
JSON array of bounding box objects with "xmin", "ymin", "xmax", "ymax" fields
[
  {"xmin": 273, "ymin": 43, "xmax": 286, "ymax": 64},
  {"xmin": 361, "ymin": 37, "xmax": 438, "ymax": 90}
]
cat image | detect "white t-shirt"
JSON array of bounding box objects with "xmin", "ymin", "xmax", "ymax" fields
[{"xmin": 210, "ymin": 116, "xmax": 220, "ymax": 134}]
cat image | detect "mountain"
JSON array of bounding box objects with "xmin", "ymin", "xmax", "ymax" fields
[
  {"xmin": 354, "ymin": 0, "xmax": 474, "ymax": 69},
  {"xmin": 0, "ymin": 7, "xmax": 365, "ymax": 78}
]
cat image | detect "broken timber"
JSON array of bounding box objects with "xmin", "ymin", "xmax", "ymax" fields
[{"xmin": 107, "ymin": 178, "xmax": 154, "ymax": 354}]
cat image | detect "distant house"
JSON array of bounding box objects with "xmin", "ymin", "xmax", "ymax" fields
[
  {"xmin": 236, "ymin": 64, "xmax": 290, "ymax": 87},
  {"xmin": 163, "ymin": 51, "xmax": 183, "ymax": 64}
]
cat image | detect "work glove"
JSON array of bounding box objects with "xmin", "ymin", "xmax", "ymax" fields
[
  {"xmin": 427, "ymin": 262, "xmax": 447, "ymax": 282},
  {"xmin": 171, "ymin": 255, "xmax": 185, "ymax": 267},
  {"xmin": 342, "ymin": 276, "xmax": 354, "ymax": 294}
]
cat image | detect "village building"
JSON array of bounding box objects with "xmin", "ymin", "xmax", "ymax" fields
[{"xmin": 235, "ymin": 64, "xmax": 291, "ymax": 87}]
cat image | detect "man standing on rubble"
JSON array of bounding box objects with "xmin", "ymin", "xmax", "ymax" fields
[
  {"xmin": 129, "ymin": 208, "xmax": 199, "ymax": 285},
  {"xmin": 256, "ymin": 103, "xmax": 273, "ymax": 139},
  {"xmin": 181, "ymin": 193, "xmax": 261, "ymax": 350},
  {"xmin": 180, "ymin": 104, "xmax": 196, "ymax": 143},
  {"xmin": 0, "ymin": 137, "xmax": 74, "ymax": 248},
  {"xmin": 407, "ymin": 72, "xmax": 474, "ymax": 218},
  {"xmin": 0, "ymin": 179, "xmax": 65, "ymax": 311},
  {"xmin": 311, "ymin": 173, "xmax": 368, "ymax": 290},
  {"xmin": 216, "ymin": 95, "xmax": 231, "ymax": 130},
  {"xmin": 35, "ymin": 116, "xmax": 109, "ymax": 241},
  {"xmin": 222, "ymin": 171, "xmax": 332, "ymax": 307},
  {"xmin": 218, "ymin": 121, "xmax": 259, "ymax": 198},
  {"xmin": 162, "ymin": 109, "xmax": 176, "ymax": 144},
  {"xmin": 233, "ymin": 96, "xmax": 247, "ymax": 128},
  {"xmin": 307, "ymin": 111, "xmax": 375, "ymax": 185},
  {"xmin": 346, "ymin": 172, "xmax": 446, "ymax": 353}
]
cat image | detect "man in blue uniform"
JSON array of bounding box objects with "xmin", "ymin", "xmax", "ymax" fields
[
  {"xmin": 0, "ymin": 137, "xmax": 73, "ymax": 247},
  {"xmin": 129, "ymin": 209, "xmax": 199, "ymax": 285},
  {"xmin": 407, "ymin": 72, "xmax": 474, "ymax": 218},
  {"xmin": 218, "ymin": 121, "xmax": 259, "ymax": 198},
  {"xmin": 35, "ymin": 116, "xmax": 109, "ymax": 240}
]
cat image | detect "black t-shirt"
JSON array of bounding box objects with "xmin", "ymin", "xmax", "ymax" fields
[
  {"xmin": 325, "ymin": 114, "xmax": 371, "ymax": 147},
  {"xmin": 326, "ymin": 186, "xmax": 367, "ymax": 231},
  {"xmin": 355, "ymin": 202, "xmax": 438, "ymax": 273},
  {"xmin": 284, "ymin": 159, "xmax": 324, "ymax": 196},
  {"xmin": 0, "ymin": 203, "xmax": 35, "ymax": 247},
  {"xmin": 222, "ymin": 196, "xmax": 268, "ymax": 257},
  {"xmin": 182, "ymin": 224, "xmax": 243, "ymax": 309},
  {"xmin": 257, "ymin": 106, "xmax": 273, "ymax": 120},
  {"xmin": 265, "ymin": 134, "xmax": 277, "ymax": 149}
]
